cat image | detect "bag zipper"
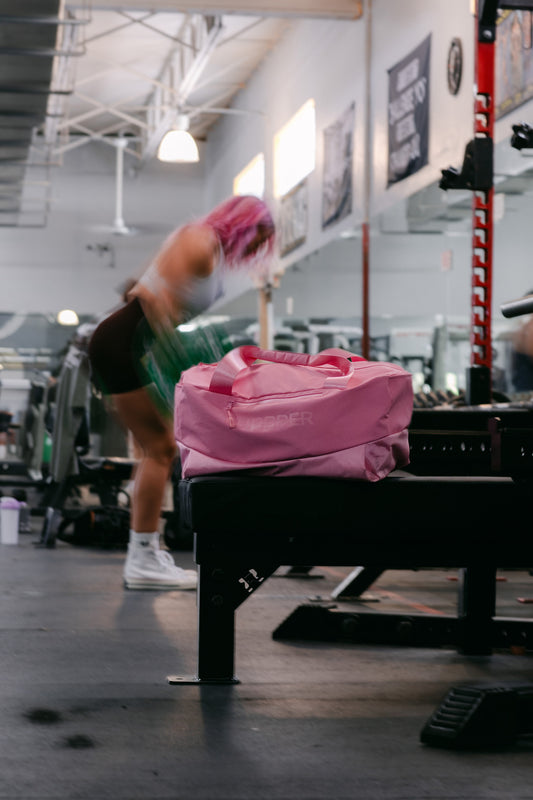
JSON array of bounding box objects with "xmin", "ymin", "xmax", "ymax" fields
[
  {"xmin": 226, "ymin": 402, "xmax": 236, "ymax": 428},
  {"xmin": 222, "ymin": 364, "xmax": 408, "ymax": 429}
]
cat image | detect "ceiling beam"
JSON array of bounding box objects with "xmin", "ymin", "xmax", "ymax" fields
[{"xmin": 72, "ymin": 1, "xmax": 363, "ymax": 20}]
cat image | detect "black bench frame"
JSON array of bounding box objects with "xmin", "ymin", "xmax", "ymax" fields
[{"xmin": 169, "ymin": 474, "xmax": 533, "ymax": 685}]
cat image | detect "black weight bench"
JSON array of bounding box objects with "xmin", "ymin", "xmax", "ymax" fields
[{"xmin": 169, "ymin": 473, "xmax": 533, "ymax": 685}]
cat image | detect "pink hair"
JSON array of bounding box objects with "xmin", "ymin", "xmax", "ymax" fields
[{"xmin": 200, "ymin": 195, "xmax": 276, "ymax": 268}]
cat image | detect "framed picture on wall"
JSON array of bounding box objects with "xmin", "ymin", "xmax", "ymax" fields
[
  {"xmin": 496, "ymin": 9, "xmax": 533, "ymax": 119},
  {"xmin": 278, "ymin": 179, "xmax": 308, "ymax": 256},
  {"xmin": 322, "ymin": 102, "xmax": 355, "ymax": 229}
]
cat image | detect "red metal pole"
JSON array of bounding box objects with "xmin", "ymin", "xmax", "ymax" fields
[
  {"xmin": 468, "ymin": 1, "xmax": 496, "ymax": 402},
  {"xmin": 361, "ymin": 0, "xmax": 372, "ymax": 361},
  {"xmin": 361, "ymin": 220, "xmax": 370, "ymax": 359}
]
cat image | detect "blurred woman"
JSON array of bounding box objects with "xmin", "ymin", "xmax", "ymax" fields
[{"xmin": 88, "ymin": 195, "xmax": 276, "ymax": 589}]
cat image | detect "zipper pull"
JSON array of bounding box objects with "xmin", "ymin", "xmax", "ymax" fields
[{"xmin": 226, "ymin": 402, "xmax": 236, "ymax": 428}]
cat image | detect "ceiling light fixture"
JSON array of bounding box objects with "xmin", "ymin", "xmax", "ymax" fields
[
  {"xmin": 56, "ymin": 309, "xmax": 79, "ymax": 326},
  {"xmin": 157, "ymin": 114, "xmax": 199, "ymax": 163}
]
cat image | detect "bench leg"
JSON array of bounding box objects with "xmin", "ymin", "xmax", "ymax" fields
[
  {"xmin": 457, "ymin": 566, "xmax": 497, "ymax": 655},
  {"xmin": 330, "ymin": 566, "xmax": 386, "ymax": 600},
  {"xmin": 168, "ymin": 561, "xmax": 278, "ymax": 685},
  {"xmin": 197, "ymin": 563, "xmax": 239, "ymax": 683}
]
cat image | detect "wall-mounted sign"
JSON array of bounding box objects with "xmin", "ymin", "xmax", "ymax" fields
[
  {"xmin": 387, "ymin": 34, "xmax": 431, "ymax": 186},
  {"xmin": 447, "ymin": 37, "xmax": 463, "ymax": 95},
  {"xmin": 321, "ymin": 102, "xmax": 355, "ymax": 229}
]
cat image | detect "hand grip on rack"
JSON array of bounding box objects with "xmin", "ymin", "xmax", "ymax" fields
[{"xmin": 500, "ymin": 295, "xmax": 533, "ymax": 318}]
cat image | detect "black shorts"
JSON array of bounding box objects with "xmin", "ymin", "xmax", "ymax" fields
[{"xmin": 88, "ymin": 298, "xmax": 153, "ymax": 395}]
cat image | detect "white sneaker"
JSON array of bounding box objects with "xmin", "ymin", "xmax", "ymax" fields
[{"xmin": 124, "ymin": 543, "xmax": 197, "ymax": 590}]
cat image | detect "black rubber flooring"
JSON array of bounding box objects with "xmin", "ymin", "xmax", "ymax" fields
[{"xmin": 1, "ymin": 525, "xmax": 533, "ymax": 799}]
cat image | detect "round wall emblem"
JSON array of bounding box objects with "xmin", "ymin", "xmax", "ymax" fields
[{"xmin": 447, "ymin": 37, "xmax": 463, "ymax": 96}]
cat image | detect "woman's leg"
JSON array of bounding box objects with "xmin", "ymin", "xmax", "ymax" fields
[
  {"xmin": 88, "ymin": 299, "xmax": 195, "ymax": 589},
  {"xmin": 112, "ymin": 385, "xmax": 196, "ymax": 590},
  {"xmin": 113, "ymin": 386, "xmax": 175, "ymax": 532}
]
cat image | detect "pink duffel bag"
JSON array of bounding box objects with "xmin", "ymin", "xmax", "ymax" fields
[{"xmin": 174, "ymin": 345, "xmax": 414, "ymax": 481}]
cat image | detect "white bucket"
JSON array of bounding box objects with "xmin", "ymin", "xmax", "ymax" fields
[{"xmin": 0, "ymin": 497, "xmax": 20, "ymax": 544}]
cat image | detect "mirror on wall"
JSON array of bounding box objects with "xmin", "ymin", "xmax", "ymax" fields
[{"xmin": 0, "ymin": 312, "xmax": 95, "ymax": 375}]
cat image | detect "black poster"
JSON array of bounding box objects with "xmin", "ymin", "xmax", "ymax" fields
[{"xmin": 387, "ymin": 34, "xmax": 431, "ymax": 186}]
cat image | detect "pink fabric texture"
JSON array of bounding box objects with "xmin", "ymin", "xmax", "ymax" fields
[{"xmin": 175, "ymin": 346, "xmax": 414, "ymax": 481}]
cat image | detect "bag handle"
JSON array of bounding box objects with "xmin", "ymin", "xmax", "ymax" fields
[
  {"xmin": 209, "ymin": 345, "xmax": 363, "ymax": 396},
  {"xmin": 319, "ymin": 347, "xmax": 366, "ymax": 361}
]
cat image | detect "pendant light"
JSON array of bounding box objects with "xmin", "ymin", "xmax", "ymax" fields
[{"xmin": 157, "ymin": 114, "xmax": 199, "ymax": 163}]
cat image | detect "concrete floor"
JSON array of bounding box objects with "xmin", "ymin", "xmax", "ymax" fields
[{"xmin": 1, "ymin": 524, "xmax": 533, "ymax": 800}]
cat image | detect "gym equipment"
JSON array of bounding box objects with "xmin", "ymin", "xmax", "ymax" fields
[
  {"xmin": 168, "ymin": 474, "xmax": 533, "ymax": 685},
  {"xmin": 439, "ymin": 138, "xmax": 492, "ymax": 192},
  {"xmin": 21, "ymin": 379, "xmax": 51, "ymax": 480},
  {"xmin": 0, "ymin": 374, "xmax": 51, "ymax": 491},
  {"xmin": 420, "ymin": 682, "xmax": 533, "ymax": 749},
  {"xmin": 501, "ymin": 293, "xmax": 533, "ymax": 319},
  {"xmin": 437, "ymin": 0, "xmax": 501, "ymax": 403},
  {"xmin": 407, "ymin": 402, "xmax": 533, "ymax": 478},
  {"xmin": 38, "ymin": 324, "xmax": 134, "ymax": 547},
  {"xmin": 510, "ymin": 121, "xmax": 533, "ymax": 150},
  {"xmin": 56, "ymin": 504, "xmax": 130, "ymax": 549}
]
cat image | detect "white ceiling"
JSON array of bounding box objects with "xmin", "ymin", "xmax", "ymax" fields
[
  {"xmin": 52, "ymin": 0, "xmax": 363, "ymax": 158},
  {"xmin": 2, "ymin": 0, "xmax": 362, "ymax": 227},
  {"xmin": 53, "ymin": 9, "xmax": 290, "ymax": 153}
]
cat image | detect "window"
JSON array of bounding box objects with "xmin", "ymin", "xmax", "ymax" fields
[
  {"xmin": 233, "ymin": 153, "xmax": 265, "ymax": 198},
  {"xmin": 274, "ymin": 99, "xmax": 316, "ymax": 197}
]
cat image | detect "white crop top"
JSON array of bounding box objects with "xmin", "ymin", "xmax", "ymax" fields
[{"xmin": 136, "ymin": 245, "xmax": 225, "ymax": 322}]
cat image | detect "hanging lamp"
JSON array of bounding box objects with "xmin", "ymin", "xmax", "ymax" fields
[{"xmin": 157, "ymin": 114, "xmax": 199, "ymax": 163}]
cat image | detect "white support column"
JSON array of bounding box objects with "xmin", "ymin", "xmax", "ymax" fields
[{"xmin": 258, "ymin": 284, "xmax": 274, "ymax": 350}]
